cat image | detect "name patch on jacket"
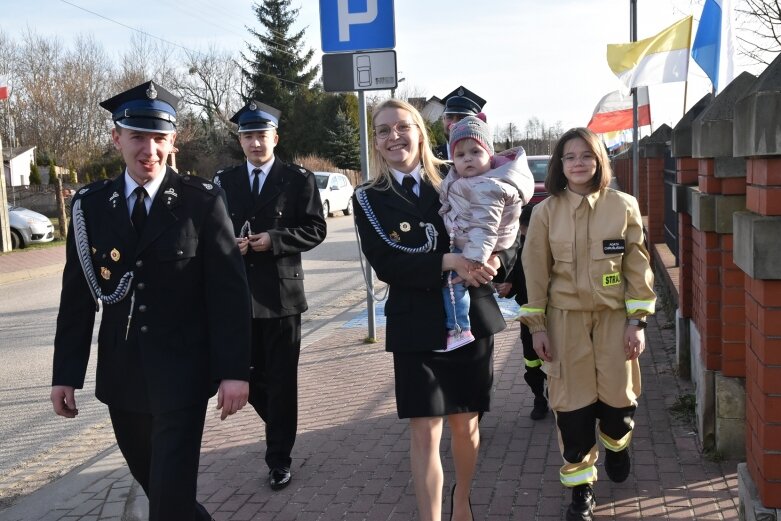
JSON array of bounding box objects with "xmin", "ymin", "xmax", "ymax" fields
[
  {"xmin": 603, "ymin": 239, "xmax": 625, "ymax": 254},
  {"xmin": 603, "ymin": 272, "xmax": 622, "ymax": 286}
]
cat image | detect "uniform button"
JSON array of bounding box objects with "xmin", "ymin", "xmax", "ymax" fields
[
  {"xmin": 277, "ymin": 211, "xmax": 282, "ymax": 216},
  {"xmin": 251, "ymin": 216, "xmax": 256, "ymax": 221},
  {"xmin": 140, "ymin": 325, "xmax": 149, "ymax": 333},
  {"xmin": 249, "ymin": 263, "xmax": 254, "ymax": 268},
  {"xmin": 176, "ymin": 250, "xmax": 183, "ymax": 256},
  {"xmin": 137, "ymin": 282, "xmax": 145, "ymax": 290},
  {"xmin": 294, "ymin": 272, "xmax": 299, "ymax": 277},
  {"xmin": 135, "ymin": 260, "xmax": 144, "ymax": 268},
  {"xmin": 138, "ymin": 305, "xmax": 147, "ymax": 312}
]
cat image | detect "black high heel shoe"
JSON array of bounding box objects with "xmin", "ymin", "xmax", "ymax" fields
[{"xmin": 449, "ymin": 484, "xmax": 474, "ymax": 521}]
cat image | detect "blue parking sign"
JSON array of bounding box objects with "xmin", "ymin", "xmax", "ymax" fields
[{"xmin": 320, "ymin": 0, "xmax": 395, "ymax": 53}]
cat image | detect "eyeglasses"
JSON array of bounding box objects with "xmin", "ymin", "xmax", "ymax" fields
[
  {"xmin": 374, "ymin": 121, "xmax": 418, "ymax": 141},
  {"xmin": 561, "ymin": 153, "xmax": 597, "ymax": 165}
]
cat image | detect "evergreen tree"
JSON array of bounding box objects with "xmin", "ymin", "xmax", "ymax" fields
[
  {"xmin": 243, "ymin": 0, "xmax": 319, "ymax": 159},
  {"xmin": 48, "ymin": 158, "xmax": 58, "ymax": 185},
  {"xmin": 324, "ymin": 109, "xmax": 361, "ymax": 171},
  {"xmin": 29, "ymin": 162, "xmax": 42, "ymax": 185}
]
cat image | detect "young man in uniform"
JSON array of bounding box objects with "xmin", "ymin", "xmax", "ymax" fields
[
  {"xmin": 51, "ymin": 81, "xmax": 251, "ymax": 521},
  {"xmin": 433, "ymin": 86, "xmax": 487, "ymax": 162},
  {"xmin": 214, "ymin": 101, "xmax": 326, "ymax": 491}
]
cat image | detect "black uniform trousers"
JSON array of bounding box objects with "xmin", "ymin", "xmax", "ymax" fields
[
  {"xmin": 249, "ymin": 314, "xmax": 301, "ymax": 469},
  {"xmin": 109, "ymin": 402, "xmax": 210, "ymax": 521}
]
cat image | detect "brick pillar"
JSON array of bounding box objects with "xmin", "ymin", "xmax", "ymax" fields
[
  {"xmin": 675, "ymin": 157, "xmax": 699, "ymax": 318},
  {"xmin": 639, "ymin": 125, "xmax": 671, "ymax": 246},
  {"xmin": 733, "ymin": 58, "xmax": 781, "ymax": 511}
]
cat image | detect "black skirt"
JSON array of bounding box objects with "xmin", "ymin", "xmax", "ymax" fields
[{"xmin": 392, "ymin": 336, "xmax": 494, "ymax": 419}]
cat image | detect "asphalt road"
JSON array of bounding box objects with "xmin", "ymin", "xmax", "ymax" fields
[{"xmin": 0, "ymin": 213, "xmax": 367, "ymax": 483}]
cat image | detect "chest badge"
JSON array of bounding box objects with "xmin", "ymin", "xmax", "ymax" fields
[
  {"xmin": 110, "ymin": 248, "xmax": 121, "ymax": 262},
  {"xmin": 603, "ymin": 239, "xmax": 626, "ymax": 254},
  {"xmin": 400, "ymin": 222, "xmax": 411, "ymax": 232},
  {"xmin": 100, "ymin": 267, "xmax": 111, "ymax": 280},
  {"xmin": 603, "ymin": 272, "xmax": 622, "ymax": 286},
  {"xmin": 390, "ymin": 231, "xmax": 401, "ymax": 242}
]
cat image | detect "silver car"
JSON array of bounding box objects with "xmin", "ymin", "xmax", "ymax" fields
[
  {"xmin": 7, "ymin": 206, "xmax": 55, "ymax": 249},
  {"xmin": 314, "ymin": 172, "xmax": 354, "ymax": 218}
]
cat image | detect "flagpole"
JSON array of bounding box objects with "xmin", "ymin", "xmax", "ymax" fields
[{"xmin": 631, "ymin": 0, "xmax": 639, "ymax": 199}]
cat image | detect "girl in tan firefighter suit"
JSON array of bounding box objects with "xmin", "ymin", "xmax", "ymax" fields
[{"xmin": 519, "ymin": 127, "xmax": 655, "ymax": 521}]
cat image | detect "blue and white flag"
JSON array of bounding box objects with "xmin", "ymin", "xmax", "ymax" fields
[{"xmin": 691, "ymin": 0, "xmax": 736, "ymax": 93}]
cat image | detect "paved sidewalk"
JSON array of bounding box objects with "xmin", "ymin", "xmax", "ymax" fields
[
  {"xmin": 0, "ymin": 283, "xmax": 740, "ymax": 520},
  {"xmin": 0, "ymin": 244, "xmax": 66, "ymax": 284}
]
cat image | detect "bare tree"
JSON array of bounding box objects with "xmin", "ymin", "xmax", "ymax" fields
[
  {"xmin": 172, "ymin": 46, "xmax": 243, "ymax": 131},
  {"xmin": 736, "ymin": 0, "xmax": 781, "ymax": 65},
  {"xmin": 115, "ymin": 32, "xmax": 177, "ymax": 91},
  {"xmin": 0, "ymin": 30, "xmax": 19, "ymax": 146}
]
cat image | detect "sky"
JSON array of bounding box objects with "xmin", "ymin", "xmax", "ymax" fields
[{"xmin": 0, "ymin": 0, "xmax": 760, "ymax": 135}]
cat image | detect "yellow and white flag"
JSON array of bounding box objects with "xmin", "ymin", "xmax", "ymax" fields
[{"xmin": 607, "ymin": 16, "xmax": 693, "ymax": 89}]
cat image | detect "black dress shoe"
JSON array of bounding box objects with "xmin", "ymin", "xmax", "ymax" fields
[
  {"xmin": 604, "ymin": 448, "xmax": 631, "ymax": 483},
  {"xmin": 566, "ymin": 484, "xmax": 595, "ymax": 521},
  {"xmin": 530, "ymin": 395, "xmax": 549, "ymax": 420},
  {"xmin": 269, "ymin": 467, "xmax": 291, "ymax": 490}
]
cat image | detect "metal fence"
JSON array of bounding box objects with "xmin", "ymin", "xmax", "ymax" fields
[{"xmin": 663, "ymin": 149, "xmax": 679, "ymax": 265}]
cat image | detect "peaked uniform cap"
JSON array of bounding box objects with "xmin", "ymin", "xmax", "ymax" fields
[
  {"xmin": 442, "ymin": 86, "xmax": 486, "ymax": 116},
  {"xmin": 230, "ymin": 101, "xmax": 282, "ymax": 132},
  {"xmin": 100, "ymin": 81, "xmax": 178, "ymax": 134}
]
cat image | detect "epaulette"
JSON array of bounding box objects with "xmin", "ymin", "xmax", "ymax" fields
[
  {"xmin": 181, "ymin": 174, "xmax": 219, "ymax": 196},
  {"xmin": 72, "ymin": 179, "xmax": 112, "ymax": 202},
  {"xmin": 285, "ymin": 162, "xmax": 312, "ymax": 177}
]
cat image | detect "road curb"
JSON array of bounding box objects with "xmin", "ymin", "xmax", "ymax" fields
[{"xmin": 0, "ymin": 264, "xmax": 64, "ymax": 285}]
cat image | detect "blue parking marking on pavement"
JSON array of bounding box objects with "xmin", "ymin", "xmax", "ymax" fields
[{"xmin": 341, "ymin": 295, "xmax": 520, "ymax": 329}]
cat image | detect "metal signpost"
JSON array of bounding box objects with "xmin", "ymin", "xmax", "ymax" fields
[{"xmin": 319, "ymin": 0, "xmax": 396, "ymax": 342}]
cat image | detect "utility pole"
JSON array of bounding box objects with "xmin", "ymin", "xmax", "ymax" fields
[{"xmin": 631, "ymin": 0, "xmax": 640, "ymax": 199}]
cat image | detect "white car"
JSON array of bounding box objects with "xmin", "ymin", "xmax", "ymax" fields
[
  {"xmin": 7, "ymin": 205, "xmax": 55, "ymax": 249},
  {"xmin": 314, "ymin": 172, "xmax": 354, "ymax": 218}
]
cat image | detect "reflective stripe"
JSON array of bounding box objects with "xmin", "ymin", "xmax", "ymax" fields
[
  {"xmin": 560, "ymin": 466, "xmax": 598, "ymax": 487},
  {"xmin": 524, "ymin": 357, "xmax": 543, "ymax": 368},
  {"xmin": 626, "ymin": 299, "xmax": 654, "ymax": 314},
  {"xmin": 599, "ymin": 429, "xmax": 633, "ymax": 452},
  {"xmin": 519, "ymin": 306, "xmax": 545, "ymax": 316}
]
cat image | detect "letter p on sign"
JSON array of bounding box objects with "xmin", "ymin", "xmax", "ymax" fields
[
  {"xmin": 338, "ymin": 0, "xmax": 377, "ymax": 41},
  {"xmin": 320, "ymin": 0, "xmax": 395, "ymax": 53}
]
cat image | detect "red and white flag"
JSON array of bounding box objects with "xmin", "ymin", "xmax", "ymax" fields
[{"xmin": 587, "ymin": 87, "xmax": 651, "ymax": 133}]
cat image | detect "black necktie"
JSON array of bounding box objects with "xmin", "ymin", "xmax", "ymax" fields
[
  {"xmin": 402, "ymin": 176, "xmax": 418, "ymax": 202},
  {"xmin": 131, "ymin": 187, "xmax": 148, "ymax": 234},
  {"xmin": 251, "ymin": 168, "xmax": 262, "ymax": 200}
]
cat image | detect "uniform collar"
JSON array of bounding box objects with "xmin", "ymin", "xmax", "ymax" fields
[
  {"xmin": 564, "ymin": 187, "xmax": 602, "ymax": 209},
  {"xmin": 124, "ymin": 167, "xmax": 166, "ymax": 202},
  {"xmin": 247, "ymin": 157, "xmax": 275, "ymax": 177},
  {"xmin": 390, "ymin": 164, "xmax": 422, "ymax": 187}
]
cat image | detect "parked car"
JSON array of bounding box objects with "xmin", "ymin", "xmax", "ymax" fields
[
  {"xmin": 7, "ymin": 205, "xmax": 55, "ymax": 249},
  {"xmin": 497, "ymin": 147, "xmax": 551, "ymax": 205},
  {"xmin": 314, "ymin": 172, "xmax": 354, "ymax": 218},
  {"xmin": 526, "ymin": 155, "xmax": 551, "ymax": 204}
]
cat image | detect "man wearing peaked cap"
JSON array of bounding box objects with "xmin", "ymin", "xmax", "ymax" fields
[
  {"xmin": 433, "ymin": 86, "xmax": 487, "ymax": 162},
  {"xmin": 213, "ymin": 99, "xmax": 326, "ymax": 491},
  {"xmin": 52, "ymin": 80, "xmax": 252, "ymax": 521}
]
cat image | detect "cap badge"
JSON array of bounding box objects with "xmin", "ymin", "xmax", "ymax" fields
[
  {"xmin": 110, "ymin": 248, "xmax": 121, "ymax": 262},
  {"xmin": 146, "ymin": 83, "xmax": 158, "ymax": 100},
  {"xmin": 390, "ymin": 231, "xmax": 400, "ymax": 242},
  {"xmin": 457, "ymin": 87, "xmax": 465, "ymax": 96},
  {"xmin": 100, "ymin": 267, "xmax": 111, "ymax": 280},
  {"xmin": 400, "ymin": 222, "xmax": 411, "ymax": 232},
  {"xmin": 249, "ymin": 101, "xmax": 258, "ymax": 111}
]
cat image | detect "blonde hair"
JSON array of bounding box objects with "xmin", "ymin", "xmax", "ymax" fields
[
  {"xmin": 367, "ymin": 99, "xmax": 445, "ymax": 192},
  {"xmin": 546, "ymin": 127, "xmax": 612, "ymax": 196}
]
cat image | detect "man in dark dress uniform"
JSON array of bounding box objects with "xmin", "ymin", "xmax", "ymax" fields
[
  {"xmin": 432, "ymin": 85, "xmax": 487, "ymax": 162},
  {"xmin": 213, "ymin": 101, "xmax": 326, "ymax": 491},
  {"xmin": 51, "ymin": 81, "xmax": 252, "ymax": 521}
]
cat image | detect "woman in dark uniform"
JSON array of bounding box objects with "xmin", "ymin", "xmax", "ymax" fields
[{"xmin": 353, "ymin": 99, "xmax": 523, "ymax": 521}]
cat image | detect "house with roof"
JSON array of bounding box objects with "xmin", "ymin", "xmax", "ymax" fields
[{"xmin": 2, "ymin": 146, "xmax": 36, "ymax": 187}]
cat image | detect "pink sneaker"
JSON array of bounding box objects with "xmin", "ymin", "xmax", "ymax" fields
[{"xmin": 445, "ymin": 329, "xmax": 475, "ymax": 351}]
